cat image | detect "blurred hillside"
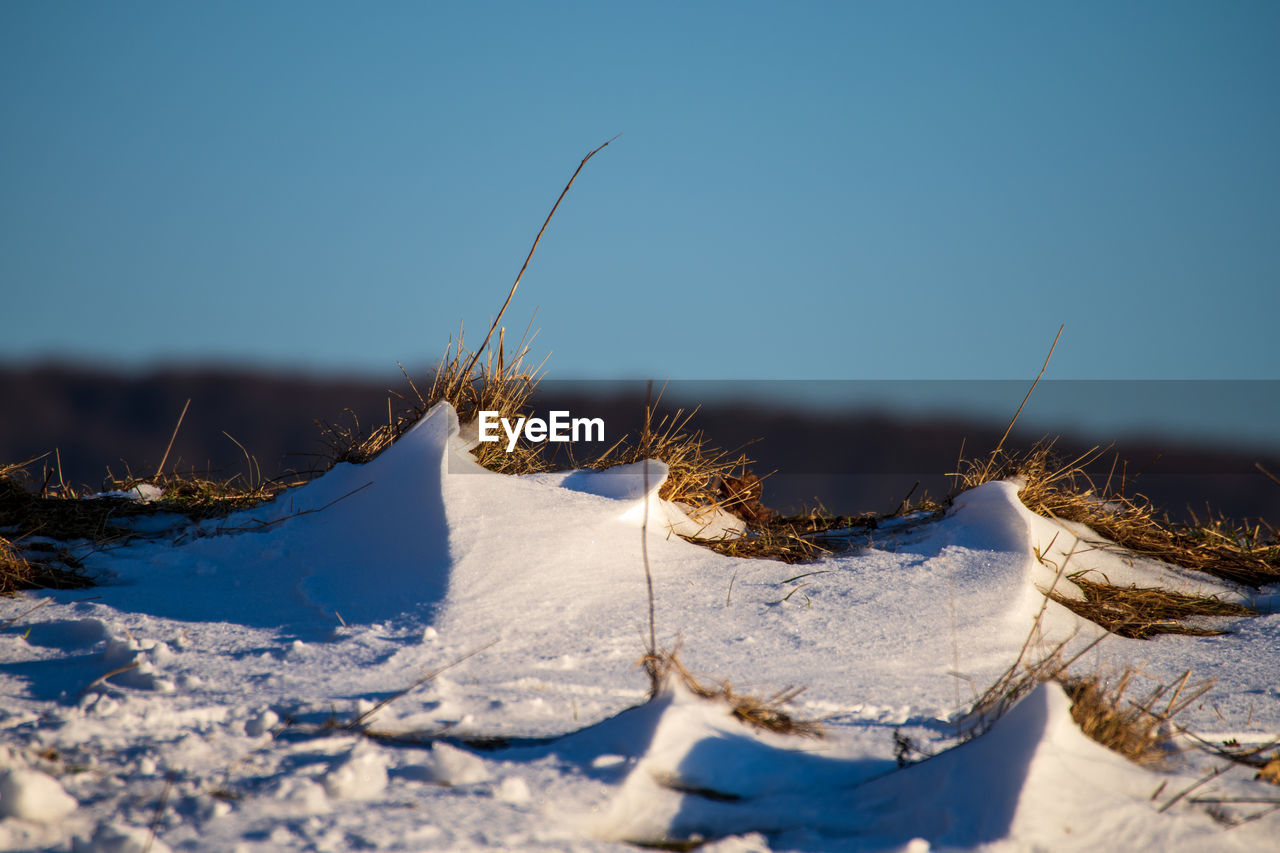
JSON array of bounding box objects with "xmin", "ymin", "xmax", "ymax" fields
[{"xmin": 2, "ymin": 364, "xmax": 1277, "ymax": 524}]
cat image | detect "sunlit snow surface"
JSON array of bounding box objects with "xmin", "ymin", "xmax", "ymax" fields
[{"xmin": 2, "ymin": 402, "xmax": 1278, "ymax": 851}]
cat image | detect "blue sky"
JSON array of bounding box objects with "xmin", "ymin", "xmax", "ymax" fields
[{"xmin": 3, "ymin": 2, "xmax": 1278, "ymax": 415}]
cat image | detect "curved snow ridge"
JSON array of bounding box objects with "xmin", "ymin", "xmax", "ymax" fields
[
  {"xmin": 79, "ymin": 402, "xmax": 457, "ymax": 631},
  {"xmin": 436, "ymin": 418, "xmax": 742, "ymax": 650},
  {"xmin": 926, "ymin": 480, "xmax": 1060, "ymax": 642},
  {"xmin": 578, "ymin": 682, "xmax": 1254, "ymax": 851},
  {"xmin": 848, "ymin": 682, "xmax": 1245, "ymax": 851},
  {"xmin": 950, "ymin": 479, "xmax": 1249, "ymax": 644},
  {"xmin": 946, "ymin": 480, "xmax": 1034, "ymax": 556},
  {"xmin": 569, "ymin": 679, "xmax": 892, "ymax": 844},
  {"xmin": 85, "ymin": 398, "xmax": 739, "ymax": 634},
  {"xmin": 288, "ymin": 402, "xmax": 455, "ymax": 624}
]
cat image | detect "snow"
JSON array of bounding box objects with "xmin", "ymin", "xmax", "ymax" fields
[
  {"xmin": 88, "ymin": 484, "xmax": 163, "ymax": 503},
  {"xmin": 0, "ymin": 766, "xmax": 77, "ymax": 823},
  {"xmin": 2, "ymin": 400, "xmax": 1278, "ymax": 850}
]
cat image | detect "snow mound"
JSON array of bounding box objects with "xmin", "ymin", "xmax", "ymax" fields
[
  {"xmin": 407, "ymin": 741, "xmax": 491, "ymax": 787},
  {"xmin": 0, "ymin": 765, "xmax": 77, "ymax": 823},
  {"xmin": 323, "ymin": 742, "xmax": 390, "ymax": 800},
  {"xmin": 849, "ymin": 681, "xmax": 1244, "ymax": 851},
  {"xmin": 72, "ymin": 822, "xmax": 172, "ymax": 853},
  {"xmin": 578, "ymin": 678, "xmax": 891, "ymax": 843},
  {"xmin": 82, "ymin": 402, "xmax": 742, "ymax": 634},
  {"xmin": 573, "ymin": 680, "xmax": 1252, "ymax": 850},
  {"xmin": 1, "ymin": 400, "xmax": 1275, "ymax": 850}
]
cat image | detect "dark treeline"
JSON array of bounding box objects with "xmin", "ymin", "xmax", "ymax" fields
[{"xmin": 2, "ymin": 364, "xmax": 1278, "ymax": 524}]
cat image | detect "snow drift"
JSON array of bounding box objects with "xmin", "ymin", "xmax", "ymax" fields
[{"xmin": 1, "ymin": 401, "xmax": 1277, "ymax": 851}]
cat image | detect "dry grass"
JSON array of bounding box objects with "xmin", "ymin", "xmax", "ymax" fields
[
  {"xmin": 644, "ymin": 649, "xmax": 823, "ymax": 738},
  {"xmin": 1047, "ymin": 574, "xmax": 1255, "ymax": 639},
  {"xmin": 0, "ymin": 453, "xmax": 289, "ymax": 594},
  {"xmin": 0, "ymin": 324, "xmax": 553, "ymax": 591},
  {"xmin": 9, "ymin": 138, "xmax": 751, "ymax": 611},
  {"xmin": 317, "ymin": 137, "xmax": 619, "ymax": 476},
  {"xmin": 1, "ymin": 459, "xmax": 288, "ymax": 537},
  {"xmin": 1, "ymin": 530, "xmax": 92, "ymax": 597},
  {"xmin": 960, "ymin": 544, "xmax": 1217, "ymax": 767},
  {"xmin": 694, "ymin": 521, "xmax": 830, "ymax": 564},
  {"xmin": 1179, "ymin": 729, "xmax": 1280, "ymax": 789},
  {"xmin": 315, "ymin": 326, "xmax": 549, "ymax": 476},
  {"xmin": 963, "ymin": 625, "xmax": 1212, "ymax": 766},
  {"xmin": 2, "ymin": 142, "xmax": 602, "ymax": 591},
  {"xmin": 957, "ymin": 441, "xmax": 1280, "ymax": 588},
  {"xmin": 0, "ymin": 534, "xmax": 32, "ymax": 596},
  {"xmin": 964, "ymin": 634, "xmax": 1083, "ymax": 739},
  {"xmin": 585, "ymin": 401, "xmax": 753, "ymax": 509},
  {"xmin": 430, "ymin": 329, "xmax": 550, "ymax": 475},
  {"xmin": 697, "ymin": 499, "xmax": 946, "ymax": 565},
  {"xmin": 317, "ymin": 329, "xmax": 758, "ymax": 504},
  {"xmin": 1060, "ymin": 668, "xmax": 1212, "ymax": 766}
]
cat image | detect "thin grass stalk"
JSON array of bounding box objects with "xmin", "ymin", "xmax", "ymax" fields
[{"xmin": 459, "ymin": 134, "xmax": 619, "ymax": 381}]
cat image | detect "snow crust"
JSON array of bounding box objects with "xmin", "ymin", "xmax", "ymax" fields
[{"xmin": 1, "ymin": 401, "xmax": 1277, "ymax": 850}]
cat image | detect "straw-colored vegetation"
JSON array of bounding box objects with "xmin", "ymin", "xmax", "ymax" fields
[
  {"xmin": 0, "ymin": 450, "xmax": 295, "ymax": 596},
  {"xmin": 0, "ymin": 134, "xmax": 756, "ymax": 598},
  {"xmin": 698, "ymin": 496, "xmax": 948, "ymax": 564},
  {"xmin": 696, "ymin": 519, "xmax": 831, "ymax": 564},
  {"xmin": 316, "ymin": 326, "xmax": 549, "ymax": 476},
  {"xmin": 644, "ymin": 648, "xmax": 823, "ymax": 738},
  {"xmin": 1047, "ymin": 573, "xmax": 1255, "ymax": 639},
  {"xmin": 584, "ymin": 402, "xmax": 752, "ymax": 507},
  {"xmin": 947, "ymin": 441, "xmax": 1276, "ymax": 640},
  {"xmin": 958, "ymin": 441, "xmax": 1280, "ymax": 589},
  {"xmin": 4, "ymin": 144, "xmax": 1275, "ymax": 706},
  {"xmin": 0, "ymin": 533, "xmax": 33, "ymax": 595},
  {"xmin": 960, "ymin": 608, "xmax": 1214, "ymax": 768},
  {"xmin": 4, "ymin": 146, "xmax": 1280, "ymax": 837},
  {"xmin": 1060, "ymin": 668, "xmax": 1212, "ymax": 766}
]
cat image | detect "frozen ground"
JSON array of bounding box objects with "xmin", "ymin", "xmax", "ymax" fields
[{"xmin": 2, "ymin": 402, "xmax": 1278, "ymax": 851}]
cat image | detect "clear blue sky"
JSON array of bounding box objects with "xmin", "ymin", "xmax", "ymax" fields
[{"xmin": 3, "ymin": 1, "xmax": 1278, "ymax": 395}]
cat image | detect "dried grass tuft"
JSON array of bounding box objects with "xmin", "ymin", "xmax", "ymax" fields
[
  {"xmin": 2, "ymin": 141, "xmax": 621, "ymax": 589},
  {"xmin": 961, "ymin": 553, "xmax": 1216, "ymax": 766},
  {"xmin": 1182, "ymin": 730, "xmax": 1280, "ymax": 786},
  {"xmin": 0, "ymin": 534, "xmax": 31, "ymax": 596},
  {"xmin": 964, "ymin": 635, "xmax": 1078, "ymax": 738},
  {"xmin": 586, "ymin": 400, "xmax": 753, "ymax": 509},
  {"xmin": 699, "ymin": 500, "xmax": 946, "ymax": 565},
  {"xmin": 316, "ymin": 139, "xmax": 622, "ymax": 475},
  {"xmin": 1060, "ymin": 668, "xmax": 1213, "ymax": 766},
  {"xmin": 644, "ymin": 649, "xmax": 823, "ymax": 738},
  {"xmin": 965, "ymin": 628, "xmax": 1212, "ymax": 766},
  {"xmin": 432, "ymin": 329, "xmax": 549, "ymax": 475},
  {"xmin": 1047, "ymin": 574, "xmax": 1255, "ymax": 639},
  {"xmin": 0, "ymin": 453, "xmax": 287, "ymax": 593},
  {"xmin": 695, "ymin": 521, "xmax": 830, "ymax": 564},
  {"xmin": 1, "ymin": 530, "xmax": 93, "ymax": 597},
  {"xmin": 3, "ymin": 459, "xmax": 288, "ymax": 536},
  {"xmin": 315, "ymin": 325, "xmax": 549, "ymax": 476},
  {"xmin": 957, "ymin": 441, "xmax": 1280, "ymax": 588}
]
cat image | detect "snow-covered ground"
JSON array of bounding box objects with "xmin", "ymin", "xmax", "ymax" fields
[{"xmin": 2, "ymin": 402, "xmax": 1278, "ymax": 851}]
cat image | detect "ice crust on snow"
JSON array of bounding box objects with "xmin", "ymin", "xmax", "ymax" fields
[{"xmin": 0, "ymin": 400, "xmax": 1276, "ymax": 850}]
